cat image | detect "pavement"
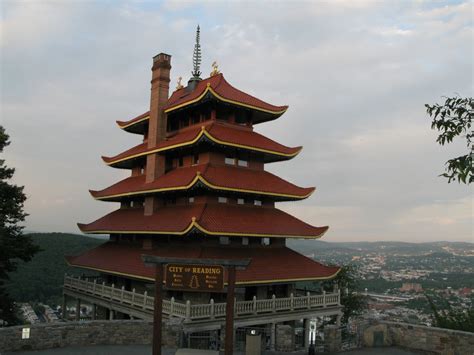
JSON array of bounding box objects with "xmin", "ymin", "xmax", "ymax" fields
[{"xmin": 5, "ymin": 346, "xmax": 419, "ymax": 355}]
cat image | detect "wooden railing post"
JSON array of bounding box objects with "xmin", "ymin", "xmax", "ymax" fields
[
  {"xmin": 111, "ymin": 284, "xmax": 115, "ymax": 300},
  {"xmin": 307, "ymin": 292, "xmax": 311, "ymax": 309},
  {"xmin": 290, "ymin": 293, "xmax": 294, "ymax": 311},
  {"xmin": 323, "ymin": 290, "xmax": 326, "ymax": 308},
  {"xmin": 210, "ymin": 298, "xmax": 215, "ymax": 319},
  {"xmin": 272, "ymin": 294, "xmax": 276, "ymax": 313},
  {"xmin": 93, "ymin": 279, "xmax": 97, "ymax": 294},
  {"xmin": 253, "ymin": 296, "xmax": 257, "ymax": 315},
  {"xmin": 143, "ymin": 291, "xmax": 148, "ymax": 309},
  {"xmin": 185, "ymin": 300, "xmax": 191, "ymax": 321},
  {"xmin": 338, "ymin": 289, "xmax": 341, "ymax": 305},
  {"xmin": 170, "ymin": 297, "xmax": 175, "ymax": 316},
  {"xmin": 120, "ymin": 286, "xmax": 125, "ymax": 303},
  {"xmin": 102, "ymin": 282, "xmax": 106, "ymax": 298},
  {"xmin": 131, "ymin": 288, "xmax": 136, "ymax": 305}
]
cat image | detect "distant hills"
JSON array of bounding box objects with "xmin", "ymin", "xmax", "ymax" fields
[
  {"xmin": 6, "ymin": 232, "xmax": 472, "ymax": 307},
  {"xmin": 288, "ymin": 239, "xmax": 474, "ymax": 256},
  {"xmin": 6, "ymin": 233, "xmax": 104, "ymax": 306}
]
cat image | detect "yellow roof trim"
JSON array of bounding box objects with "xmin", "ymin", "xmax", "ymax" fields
[
  {"xmin": 67, "ymin": 260, "xmax": 341, "ymax": 284},
  {"xmin": 237, "ymin": 269, "xmax": 342, "ymax": 285},
  {"xmin": 93, "ymin": 174, "xmax": 314, "ymax": 201},
  {"xmin": 164, "ymin": 85, "xmax": 288, "ymax": 115},
  {"xmin": 81, "ymin": 220, "xmax": 327, "ymax": 239},
  {"xmin": 105, "ymin": 126, "xmax": 301, "ymax": 166},
  {"xmin": 117, "ymin": 115, "xmax": 150, "ymax": 130}
]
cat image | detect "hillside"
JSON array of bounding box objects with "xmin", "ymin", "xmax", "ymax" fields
[
  {"xmin": 6, "ymin": 233, "xmax": 104, "ymax": 306},
  {"xmin": 6, "ymin": 233, "xmax": 472, "ymax": 307}
]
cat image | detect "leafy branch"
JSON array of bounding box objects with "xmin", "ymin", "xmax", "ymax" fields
[{"xmin": 425, "ymin": 96, "xmax": 473, "ymax": 184}]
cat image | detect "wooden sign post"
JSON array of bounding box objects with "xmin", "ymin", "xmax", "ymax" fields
[{"xmin": 142, "ymin": 256, "xmax": 250, "ymax": 355}]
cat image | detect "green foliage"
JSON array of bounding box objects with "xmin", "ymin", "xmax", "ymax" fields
[
  {"xmin": 425, "ymin": 96, "xmax": 473, "ymax": 184},
  {"xmin": 427, "ymin": 294, "xmax": 474, "ymax": 332},
  {"xmin": 0, "ymin": 125, "xmax": 41, "ymax": 325},
  {"xmin": 6, "ymin": 233, "xmax": 104, "ymax": 307},
  {"xmin": 322, "ymin": 265, "xmax": 367, "ymax": 324}
]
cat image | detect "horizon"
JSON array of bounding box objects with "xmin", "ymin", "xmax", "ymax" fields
[
  {"xmin": 23, "ymin": 231, "xmax": 473, "ymax": 245},
  {"xmin": 2, "ymin": 1, "xmax": 473, "ymax": 243}
]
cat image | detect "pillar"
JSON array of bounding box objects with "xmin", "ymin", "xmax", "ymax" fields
[
  {"xmin": 62, "ymin": 295, "xmax": 67, "ymax": 320},
  {"xmin": 270, "ymin": 323, "xmax": 276, "ymax": 351},
  {"xmin": 109, "ymin": 309, "xmax": 115, "ymax": 320},
  {"xmin": 92, "ymin": 304, "xmax": 97, "ymax": 320},
  {"xmin": 304, "ymin": 318, "xmax": 311, "ymax": 348},
  {"xmin": 75, "ymin": 298, "xmax": 81, "ymax": 321},
  {"xmin": 336, "ymin": 314, "xmax": 342, "ymax": 327}
]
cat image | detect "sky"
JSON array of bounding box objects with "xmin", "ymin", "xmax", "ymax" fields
[{"xmin": 1, "ymin": 0, "xmax": 472, "ymax": 243}]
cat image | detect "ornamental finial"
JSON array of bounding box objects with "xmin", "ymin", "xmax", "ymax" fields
[
  {"xmin": 191, "ymin": 25, "xmax": 202, "ymax": 79},
  {"xmin": 176, "ymin": 76, "xmax": 184, "ymax": 90},
  {"xmin": 210, "ymin": 61, "xmax": 220, "ymax": 76}
]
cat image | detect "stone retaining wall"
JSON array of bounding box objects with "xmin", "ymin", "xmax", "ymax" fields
[
  {"xmin": 0, "ymin": 319, "xmax": 182, "ymax": 353},
  {"xmin": 363, "ymin": 321, "xmax": 474, "ymax": 355}
]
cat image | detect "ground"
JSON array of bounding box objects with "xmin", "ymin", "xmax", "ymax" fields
[{"xmin": 5, "ymin": 345, "xmax": 418, "ymax": 355}]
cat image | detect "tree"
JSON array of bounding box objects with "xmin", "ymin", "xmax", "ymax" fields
[
  {"xmin": 0, "ymin": 125, "xmax": 40, "ymax": 325},
  {"xmin": 425, "ymin": 96, "xmax": 473, "ymax": 184},
  {"xmin": 426, "ymin": 295, "xmax": 474, "ymax": 332},
  {"xmin": 322, "ymin": 264, "xmax": 367, "ymax": 324}
]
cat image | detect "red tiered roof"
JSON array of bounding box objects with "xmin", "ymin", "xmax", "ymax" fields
[
  {"xmin": 78, "ymin": 203, "xmax": 328, "ymax": 239},
  {"xmin": 66, "ymin": 242, "xmax": 340, "ymax": 284},
  {"xmin": 90, "ymin": 164, "xmax": 315, "ymax": 201},
  {"xmin": 165, "ymin": 74, "xmax": 288, "ymax": 118},
  {"xmin": 102, "ymin": 122, "xmax": 301, "ymax": 168},
  {"xmin": 116, "ymin": 111, "xmax": 150, "ymax": 130}
]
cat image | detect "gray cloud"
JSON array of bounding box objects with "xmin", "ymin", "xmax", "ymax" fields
[{"xmin": 1, "ymin": 1, "xmax": 472, "ymax": 242}]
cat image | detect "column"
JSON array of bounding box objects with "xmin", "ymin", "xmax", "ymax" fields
[
  {"xmin": 109, "ymin": 309, "xmax": 115, "ymax": 320},
  {"xmin": 62, "ymin": 295, "xmax": 67, "ymax": 320},
  {"xmin": 75, "ymin": 298, "xmax": 81, "ymax": 321},
  {"xmin": 304, "ymin": 318, "xmax": 311, "ymax": 348},
  {"xmin": 92, "ymin": 304, "xmax": 97, "ymax": 320},
  {"xmin": 336, "ymin": 314, "xmax": 342, "ymax": 327},
  {"xmin": 270, "ymin": 323, "xmax": 276, "ymax": 351}
]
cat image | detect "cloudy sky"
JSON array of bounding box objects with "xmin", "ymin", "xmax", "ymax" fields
[{"xmin": 1, "ymin": 0, "xmax": 472, "ymax": 242}]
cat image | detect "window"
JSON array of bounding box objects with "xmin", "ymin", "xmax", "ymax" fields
[
  {"xmin": 237, "ymin": 159, "xmax": 248, "ymax": 167},
  {"xmin": 225, "ymin": 157, "xmax": 235, "ymax": 165},
  {"xmin": 189, "ymin": 197, "xmax": 195, "ymax": 203},
  {"xmin": 193, "ymin": 153, "xmax": 199, "ymax": 165},
  {"xmin": 218, "ymin": 197, "xmax": 228, "ymax": 203},
  {"xmin": 219, "ymin": 236, "xmax": 230, "ymax": 245},
  {"xmin": 237, "ymin": 198, "xmax": 245, "ymax": 205},
  {"xmin": 254, "ymin": 200, "xmax": 262, "ymax": 206},
  {"xmin": 262, "ymin": 237, "xmax": 270, "ymax": 246},
  {"xmin": 242, "ymin": 237, "xmax": 249, "ymax": 246}
]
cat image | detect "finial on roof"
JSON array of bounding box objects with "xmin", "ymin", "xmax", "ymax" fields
[
  {"xmin": 191, "ymin": 25, "xmax": 202, "ymax": 79},
  {"xmin": 210, "ymin": 61, "xmax": 220, "ymax": 77},
  {"xmin": 176, "ymin": 76, "xmax": 184, "ymax": 90}
]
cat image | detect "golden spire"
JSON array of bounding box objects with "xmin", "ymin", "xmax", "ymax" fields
[
  {"xmin": 176, "ymin": 76, "xmax": 184, "ymax": 90},
  {"xmin": 210, "ymin": 61, "xmax": 220, "ymax": 76}
]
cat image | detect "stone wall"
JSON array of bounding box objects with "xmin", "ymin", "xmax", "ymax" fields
[
  {"xmin": 275, "ymin": 324, "xmax": 294, "ymax": 351},
  {"xmin": 0, "ymin": 319, "xmax": 182, "ymax": 353},
  {"xmin": 363, "ymin": 320, "xmax": 474, "ymax": 355}
]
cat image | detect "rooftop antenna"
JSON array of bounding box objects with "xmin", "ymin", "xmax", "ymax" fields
[{"xmin": 191, "ymin": 25, "xmax": 202, "ymax": 79}]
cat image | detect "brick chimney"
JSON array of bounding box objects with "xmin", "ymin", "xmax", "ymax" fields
[{"xmin": 144, "ymin": 53, "xmax": 171, "ymax": 216}]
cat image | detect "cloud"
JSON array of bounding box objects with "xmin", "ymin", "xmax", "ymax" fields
[{"xmin": 1, "ymin": 1, "xmax": 472, "ymax": 242}]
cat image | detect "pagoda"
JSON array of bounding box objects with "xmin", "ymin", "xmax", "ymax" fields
[{"xmin": 65, "ymin": 28, "xmax": 342, "ymax": 350}]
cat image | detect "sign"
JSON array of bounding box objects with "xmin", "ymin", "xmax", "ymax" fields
[
  {"xmin": 22, "ymin": 328, "xmax": 30, "ymax": 339},
  {"xmin": 165, "ymin": 263, "xmax": 224, "ymax": 292}
]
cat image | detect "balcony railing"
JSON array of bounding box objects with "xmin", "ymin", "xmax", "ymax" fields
[{"xmin": 64, "ymin": 275, "xmax": 340, "ymax": 322}]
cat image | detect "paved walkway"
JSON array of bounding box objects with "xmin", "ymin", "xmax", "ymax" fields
[{"xmin": 6, "ymin": 346, "xmax": 418, "ymax": 355}]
